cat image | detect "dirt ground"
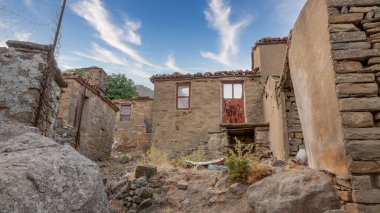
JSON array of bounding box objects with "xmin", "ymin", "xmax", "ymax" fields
[{"xmin": 98, "ymin": 159, "xmax": 253, "ymax": 213}]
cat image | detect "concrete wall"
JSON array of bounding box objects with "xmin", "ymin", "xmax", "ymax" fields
[
  {"xmin": 112, "ymin": 98, "xmax": 152, "ymax": 155},
  {"xmin": 152, "ymin": 76, "xmax": 264, "ymax": 158},
  {"xmin": 288, "ymin": 0, "xmax": 349, "ymax": 177},
  {"xmin": 263, "ymin": 76, "xmax": 288, "ymax": 160},
  {"xmin": 0, "ymin": 41, "xmax": 66, "ymax": 138}
]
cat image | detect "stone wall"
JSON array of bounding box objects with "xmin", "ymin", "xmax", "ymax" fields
[
  {"xmin": 53, "ymin": 119, "xmax": 77, "ymax": 147},
  {"xmin": 0, "ymin": 41, "xmax": 67, "ymax": 138},
  {"xmin": 81, "ymin": 66, "xmax": 107, "ymax": 92},
  {"xmin": 112, "ymin": 97, "xmax": 153, "ymax": 155},
  {"xmin": 327, "ymin": 0, "xmax": 380, "ymax": 210},
  {"xmin": 58, "ymin": 76, "xmax": 118, "ymax": 161},
  {"xmin": 151, "ymin": 73, "xmax": 264, "ymax": 158},
  {"xmin": 283, "ymin": 80, "xmax": 305, "ymax": 157}
]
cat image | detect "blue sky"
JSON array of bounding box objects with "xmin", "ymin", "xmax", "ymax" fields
[{"xmin": 0, "ymin": 0, "xmax": 306, "ymax": 88}]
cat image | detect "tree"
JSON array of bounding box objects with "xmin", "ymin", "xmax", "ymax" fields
[{"xmin": 105, "ymin": 74, "xmax": 138, "ymax": 99}]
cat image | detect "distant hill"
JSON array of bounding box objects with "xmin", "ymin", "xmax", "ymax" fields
[{"xmin": 135, "ymin": 85, "xmax": 154, "ymax": 98}]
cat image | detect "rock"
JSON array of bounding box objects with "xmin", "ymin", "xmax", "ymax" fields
[
  {"xmin": 135, "ymin": 165, "xmax": 157, "ymax": 178},
  {"xmin": 112, "ymin": 179, "xmax": 127, "ymax": 193},
  {"xmin": 336, "ymin": 73, "xmax": 375, "ymax": 83},
  {"xmin": 328, "ymin": 0, "xmax": 380, "ymax": 7},
  {"xmin": 330, "ymin": 24, "xmax": 359, "ymax": 32},
  {"xmin": 329, "ymin": 13, "xmax": 364, "ymax": 25},
  {"xmin": 138, "ymin": 198, "xmax": 153, "ymax": 210},
  {"xmin": 339, "ymin": 97, "xmax": 380, "ymax": 112},
  {"xmin": 368, "ymin": 57, "xmax": 380, "ymax": 66},
  {"xmin": 349, "ymin": 161, "xmax": 380, "ymax": 173},
  {"xmin": 350, "ymin": 6, "xmax": 378, "ymax": 13},
  {"xmin": 272, "ymin": 159, "xmax": 286, "ymax": 167},
  {"xmin": 247, "ymin": 170, "xmax": 340, "ymax": 213},
  {"xmin": 331, "ymin": 42, "xmax": 371, "ymax": 50},
  {"xmin": 228, "ymin": 183, "xmax": 247, "ymax": 196},
  {"xmin": 133, "ymin": 196, "xmax": 143, "ymax": 204},
  {"xmin": 0, "ymin": 132, "xmax": 108, "ymax": 212},
  {"xmin": 347, "ymin": 140, "xmax": 380, "ymax": 160},
  {"xmin": 330, "ymin": 31, "xmax": 367, "ymax": 43},
  {"xmin": 344, "ymin": 128, "xmax": 380, "ymax": 140},
  {"xmin": 364, "ymin": 22, "xmax": 380, "ymax": 30},
  {"xmin": 139, "ymin": 188, "xmax": 153, "ymax": 199},
  {"xmin": 295, "ymin": 149, "xmax": 308, "ymax": 165},
  {"xmin": 352, "ymin": 189, "xmax": 380, "ymax": 204},
  {"xmin": 214, "ymin": 174, "xmax": 228, "ymax": 190},
  {"xmin": 323, "ymin": 210, "xmax": 347, "ymax": 213},
  {"xmin": 342, "ymin": 112, "xmax": 374, "ymax": 128},
  {"xmin": 336, "ymin": 83, "xmax": 378, "ymax": 95},
  {"xmin": 182, "ymin": 198, "xmax": 190, "ymax": 206},
  {"xmin": 247, "ymin": 163, "xmax": 269, "ymax": 184},
  {"xmin": 333, "ymin": 49, "xmax": 380, "ymax": 61},
  {"xmin": 352, "ymin": 175, "xmax": 372, "ymax": 190},
  {"xmin": 136, "ymin": 177, "xmax": 149, "ymax": 187},
  {"xmin": 177, "ymin": 180, "xmax": 188, "ymax": 190},
  {"xmin": 334, "ymin": 61, "xmax": 363, "ymax": 73}
]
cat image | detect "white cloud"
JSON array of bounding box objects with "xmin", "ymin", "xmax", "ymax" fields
[
  {"xmin": 71, "ymin": 0, "xmax": 155, "ymax": 67},
  {"xmin": 124, "ymin": 19, "xmax": 141, "ymax": 45},
  {"xmin": 165, "ymin": 54, "xmax": 185, "ymax": 73},
  {"xmin": 23, "ymin": 0, "xmax": 32, "ymax": 6},
  {"xmin": 14, "ymin": 32, "xmax": 31, "ymax": 41},
  {"xmin": 74, "ymin": 43, "xmax": 151, "ymax": 78},
  {"xmin": 201, "ymin": 0, "xmax": 252, "ymax": 66}
]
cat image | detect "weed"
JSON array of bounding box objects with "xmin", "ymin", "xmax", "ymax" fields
[{"xmin": 176, "ymin": 151, "xmax": 205, "ymax": 167}]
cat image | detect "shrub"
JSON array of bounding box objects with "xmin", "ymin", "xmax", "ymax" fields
[
  {"xmin": 139, "ymin": 145, "xmax": 169, "ymax": 166},
  {"xmin": 176, "ymin": 151, "xmax": 205, "ymax": 167},
  {"xmin": 225, "ymin": 138, "xmax": 258, "ymax": 182}
]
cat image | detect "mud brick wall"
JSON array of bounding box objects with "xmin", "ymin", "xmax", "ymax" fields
[
  {"xmin": 112, "ymin": 98, "xmax": 152, "ymax": 155},
  {"xmin": 328, "ymin": 0, "xmax": 380, "ymax": 211},
  {"xmin": 0, "ymin": 41, "xmax": 66, "ymax": 138},
  {"xmin": 151, "ymin": 75, "xmax": 264, "ymax": 158}
]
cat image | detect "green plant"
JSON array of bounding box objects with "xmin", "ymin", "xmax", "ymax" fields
[
  {"xmin": 105, "ymin": 73, "xmax": 138, "ymax": 100},
  {"xmin": 225, "ymin": 138, "xmax": 258, "ymax": 182},
  {"xmin": 144, "ymin": 145, "xmax": 169, "ymax": 165},
  {"xmin": 176, "ymin": 151, "xmax": 205, "ymax": 167}
]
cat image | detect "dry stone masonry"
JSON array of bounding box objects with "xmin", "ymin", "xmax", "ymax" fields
[{"xmin": 329, "ymin": 0, "xmax": 380, "ymax": 211}]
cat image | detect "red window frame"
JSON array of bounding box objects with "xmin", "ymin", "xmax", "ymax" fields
[{"xmin": 176, "ymin": 83, "xmax": 191, "ymax": 110}]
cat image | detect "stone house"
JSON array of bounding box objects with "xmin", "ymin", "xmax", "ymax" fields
[
  {"xmin": 56, "ymin": 69, "xmax": 118, "ymax": 161},
  {"xmin": 112, "ymin": 97, "xmax": 153, "ymax": 155},
  {"xmin": 150, "ymin": 71, "xmax": 268, "ymax": 158}
]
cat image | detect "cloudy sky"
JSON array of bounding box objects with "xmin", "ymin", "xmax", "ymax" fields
[{"xmin": 0, "ymin": 0, "xmax": 306, "ymax": 88}]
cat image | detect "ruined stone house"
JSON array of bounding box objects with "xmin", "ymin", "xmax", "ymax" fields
[
  {"xmin": 0, "ymin": 40, "xmax": 67, "ymax": 138},
  {"xmin": 112, "ymin": 97, "xmax": 153, "ymax": 155},
  {"xmin": 56, "ymin": 68, "xmax": 118, "ymax": 161},
  {"xmin": 150, "ymin": 70, "xmax": 270, "ymax": 159}
]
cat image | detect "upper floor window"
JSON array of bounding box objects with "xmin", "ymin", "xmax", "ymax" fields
[
  {"xmin": 176, "ymin": 83, "xmax": 191, "ymax": 110},
  {"xmin": 120, "ymin": 105, "xmax": 131, "ymax": 121},
  {"xmin": 223, "ymin": 83, "xmax": 243, "ymax": 99}
]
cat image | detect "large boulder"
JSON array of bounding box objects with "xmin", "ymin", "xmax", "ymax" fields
[
  {"xmin": 0, "ymin": 132, "xmax": 109, "ymax": 212},
  {"xmin": 247, "ymin": 170, "xmax": 340, "ymax": 213}
]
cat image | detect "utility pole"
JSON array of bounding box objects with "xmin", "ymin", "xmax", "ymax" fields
[{"xmin": 52, "ymin": 0, "xmax": 67, "ymax": 52}]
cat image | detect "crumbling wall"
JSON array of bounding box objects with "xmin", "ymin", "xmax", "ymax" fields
[
  {"xmin": 151, "ymin": 75, "xmax": 264, "ymax": 158},
  {"xmin": 112, "ymin": 98, "xmax": 153, "ymax": 155},
  {"xmin": 81, "ymin": 67, "xmax": 107, "ymax": 92},
  {"xmin": 263, "ymin": 76, "xmax": 288, "ymax": 160},
  {"xmin": 0, "ymin": 41, "xmax": 66, "ymax": 138},
  {"xmin": 58, "ymin": 78, "xmax": 117, "ymax": 161},
  {"xmin": 327, "ymin": 0, "xmax": 380, "ymax": 210}
]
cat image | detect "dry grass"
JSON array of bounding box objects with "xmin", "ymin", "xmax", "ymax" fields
[{"xmin": 137, "ymin": 145, "xmax": 173, "ymax": 169}]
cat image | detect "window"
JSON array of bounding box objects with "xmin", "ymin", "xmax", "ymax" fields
[
  {"xmin": 176, "ymin": 83, "xmax": 191, "ymax": 110},
  {"xmin": 120, "ymin": 105, "xmax": 131, "ymax": 121},
  {"xmin": 223, "ymin": 83, "xmax": 243, "ymax": 99}
]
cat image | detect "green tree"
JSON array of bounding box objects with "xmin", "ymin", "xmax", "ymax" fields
[{"xmin": 105, "ymin": 73, "xmax": 138, "ymax": 99}]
